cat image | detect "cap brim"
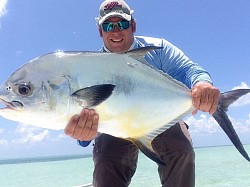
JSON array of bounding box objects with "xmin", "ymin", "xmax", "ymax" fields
[{"xmin": 98, "ymin": 12, "xmax": 131, "ymax": 25}]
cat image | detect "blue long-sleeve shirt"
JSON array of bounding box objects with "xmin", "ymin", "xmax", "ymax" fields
[{"xmin": 78, "ymin": 36, "xmax": 212, "ymax": 147}]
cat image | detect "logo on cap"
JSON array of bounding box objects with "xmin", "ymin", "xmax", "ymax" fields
[{"xmin": 104, "ymin": 2, "xmax": 122, "ymax": 11}]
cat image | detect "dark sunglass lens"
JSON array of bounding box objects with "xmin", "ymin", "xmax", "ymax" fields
[
  {"xmin": 107, "ymin": 22, "xmax": 114, "ymax": 31},
  {"xmin": 118, "ymin": 21, "xmax": 130, "ymax": 30},
  {"xmin": 102, "ymin": 23, "xmax": 108, "ymax": 31},
  {"xmin": 102, "ymin": 21, "xmax": 129, "ymax": 32},
  {"xmin": 102, "ymin": 22, "xmax": 114, "ymax": 32}
]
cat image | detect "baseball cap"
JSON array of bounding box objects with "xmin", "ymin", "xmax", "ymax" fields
[{"xmin": 97, "ymin": 0, "xmax": 134, "ymax": 25}]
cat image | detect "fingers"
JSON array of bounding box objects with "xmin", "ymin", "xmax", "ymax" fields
[
  {"xmin": 192, "ymin": 109, "xmax": 198, "ymax": 116},
  {"xmin": 64, "ymin": 109, "xmax": 99, "ymax": 141},
  {"xmin": 73, "ymin": 109, "xmax": 90, "ymax": 139},
  {"xmin": 208, "ymin": 91, "xmax": 219, "ymax": 114},
  {"xmin": 192, "ymin": 82, "xmax": 220, "ymax": 115},
  {"xmin": 79, "ymin": 109, "xmax": 99, "ymax": 141},
  {"xmin": 192, "ymin": 87, "xmax": 202, "ymax": 110},
  {"xmin": 64, "ymin": 114, "xmax": 80, "ymax": 137}
]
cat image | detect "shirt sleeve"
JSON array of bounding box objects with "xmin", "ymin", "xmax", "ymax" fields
[
  {"xmin": 138, "ymin": 37, "xmax": 213, "ymax": 89},
  {"xmin": 160, "ymin": 39, "xmax": 212, "ymax": 88},
  {"xmin": 77, "ymin": 140, "xmax": 92, "ymax": 147}
]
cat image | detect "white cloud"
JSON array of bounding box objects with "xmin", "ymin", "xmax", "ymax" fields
[
  {"xmin": 12, "ymin": 124, "xmax": 50, "ymax": 145},
  {"xmin": 246, "ymin": 114, "xmax": 250, "ymax": 126},
  {"xmin": 0, "ymin": 0, "xmax": 7, "ymax": 29},
  {"xmin": 0, "ymin": 0, "xmax": 7, "ymax": 18},
  {"xmin": 232, "ymin": 82, "xmax": 250, "ymax": 90},
  {"xmin": 185, "ymin": 114, "xmax": 220, "ymax": 134},
  {"xmin": 0, "ymin": 128, "xmax": 8, "ymax": 147},
  {"xmin": 52, "ymin": 133, "xmax": 68, "ymax": 142},
  {"xmin": 231, "ymin": 82, "xmax": 250, "ymax": 107},
  {"xmin": 0, "ymin": 128, "xmax": 4, "ymax": 133},
  {"xmin": 1, "ymin": 123, "xmax": 67, "ymax": 146},
  {"xmin": 0, "ymin": 139, "xmax": 8, "ymax": 146},
  {"xmin": 229, "ymin": 114, "xmax": 250, "ymax": 133},
  {"xmin": 186, "ymin": 112, "xmax": 250, "ymax": 134}
]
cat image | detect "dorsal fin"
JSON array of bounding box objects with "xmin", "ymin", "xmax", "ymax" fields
[{"xmin": 125, "ymin": 46, "xmax": 163, "ymax": 62}]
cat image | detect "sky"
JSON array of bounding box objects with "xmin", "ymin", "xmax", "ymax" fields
[{"xmin": 0, "ymin": 0, "xmax": 250, "ymax": 159}]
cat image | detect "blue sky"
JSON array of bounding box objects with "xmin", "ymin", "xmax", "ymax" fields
[{"xmin": 0, "ymin": 0, "xmax": 250, "ymax": 159}]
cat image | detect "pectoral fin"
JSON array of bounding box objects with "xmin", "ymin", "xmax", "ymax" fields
[{"xmin": 71, "ymin": 84, "xmax": 115, "ymax": 107}]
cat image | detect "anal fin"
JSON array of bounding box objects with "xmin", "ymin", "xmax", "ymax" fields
[{"xmin": 130, "ymin": 137, "xmax": 166, "ymax": 165}]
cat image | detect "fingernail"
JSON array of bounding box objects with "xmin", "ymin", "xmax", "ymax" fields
[
  {"xmin": 94, "ymin": 115, "xmax": 99, "ymax": 120},
  {"xmin": 74, "ymin": 115, "xmax": 79, "ymax": 121},
  {"xmin": 90, "ymin": 110, "xmax": 95, "ymax": 115}
]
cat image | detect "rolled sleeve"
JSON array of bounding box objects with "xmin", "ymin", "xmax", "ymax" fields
[{"xmin": 78, "ymin": 140, "xmax": 92, "ymax": 147}]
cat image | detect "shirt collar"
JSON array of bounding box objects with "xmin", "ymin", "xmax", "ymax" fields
[{"xmin": 102, "ymin": 37, "xmax": 137, "ymax": 52}]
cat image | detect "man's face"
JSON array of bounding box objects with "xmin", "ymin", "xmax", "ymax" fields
[{"xmin": 99, "ymin": 16, "xmax": 136, "ymax": 53}]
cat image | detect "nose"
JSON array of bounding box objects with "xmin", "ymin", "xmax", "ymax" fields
[{"xmin": 112, "ymin": 25, "xmax": 121, "ymax": 32}]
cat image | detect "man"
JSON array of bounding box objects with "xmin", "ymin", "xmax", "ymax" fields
[{"xmin": 65, "ymin": 0, "xmax": 220, "ymax": 186}]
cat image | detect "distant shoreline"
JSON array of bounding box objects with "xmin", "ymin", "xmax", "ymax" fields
[
  {"xmin": 0, "ymin": 154, "xmax": 92, "ymax": 165},
  {"xmin": 1, "ymin": 144, "xmax": 249, "ymax": 165},
  {"xmin": 194, "ymin": 143, "xmax": 250, "ymax": 149}
]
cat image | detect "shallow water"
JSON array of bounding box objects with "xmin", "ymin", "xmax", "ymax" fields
[{"xmin": 0, "ymin": 145, "xmax": 249, "ymax": 187}]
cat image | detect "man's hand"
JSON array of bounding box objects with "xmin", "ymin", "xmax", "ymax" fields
[
  {"xmin": 64, "ymin": 109, "xmax": 99, "ymax": 141},
  {"xmin": 191, "ymin": 82, "xmax": 220, "ymax": 115}
]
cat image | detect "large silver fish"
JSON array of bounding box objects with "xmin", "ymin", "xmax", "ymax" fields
[{"xmin": 0, "ymin": 46, "xmax": 249, "ymax": 164}]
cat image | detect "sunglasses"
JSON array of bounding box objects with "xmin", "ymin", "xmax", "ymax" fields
[{"xmin": 101, "ymin": 20, "xmax": 130, "ymax": 32}]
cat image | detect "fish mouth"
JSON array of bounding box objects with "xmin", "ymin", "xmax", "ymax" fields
[{"xmin": 0, "ymin": 98, "xmax": 23, "ymax": 110}]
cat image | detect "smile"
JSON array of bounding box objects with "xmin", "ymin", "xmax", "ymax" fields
[{"xmin": 111, "ymin": 39, "xmax": 123, "ymax": 42}]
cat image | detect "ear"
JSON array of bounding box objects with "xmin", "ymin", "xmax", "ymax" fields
[
  {"xmin": 98, "ymin": 27, "xmax": 103, "ymax": 37},
  {"xmin": 131, "ymin": 20, "xmax": 136, "ymax": 33}
]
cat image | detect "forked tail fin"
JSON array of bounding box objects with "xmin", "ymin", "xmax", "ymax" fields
[
  {"xmin": 212, "ymin": 89, "xmax": 250, "ymax": 162},
  {"xmin": 131, "ymin": 89, "xmax": 250, "ymax": 165}
]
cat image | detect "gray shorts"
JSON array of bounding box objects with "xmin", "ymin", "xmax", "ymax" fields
[{"xmin": 92, "ymin": 122, "xmax": 195, "ymax": 187}]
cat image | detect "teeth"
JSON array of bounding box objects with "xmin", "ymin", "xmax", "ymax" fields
[{"xmin": 112, "ymin": 39, "xmax": 122, "ymax": 42}]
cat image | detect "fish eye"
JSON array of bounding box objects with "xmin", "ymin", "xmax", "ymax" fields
[
  {"xmin": 19, "ymin": 84, "xmax": 31, "ymax": 95},
  {"xmin": 13, "ymin": 83, "xmax": 33, "ymax": 96}
]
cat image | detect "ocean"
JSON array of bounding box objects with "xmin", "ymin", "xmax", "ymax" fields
[{"xmin": 0, "ymin": 145, "xmax": 250, "ymax": 187}]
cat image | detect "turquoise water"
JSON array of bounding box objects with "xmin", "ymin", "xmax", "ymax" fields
[{"xmin": 0, "ymin": 145, "xmax": 250, "ymax": 187}]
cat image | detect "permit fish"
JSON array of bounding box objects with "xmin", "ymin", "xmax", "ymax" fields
[{"xmin": 0, "ymin": 46, "xmax": 249, "ymax": 165}]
